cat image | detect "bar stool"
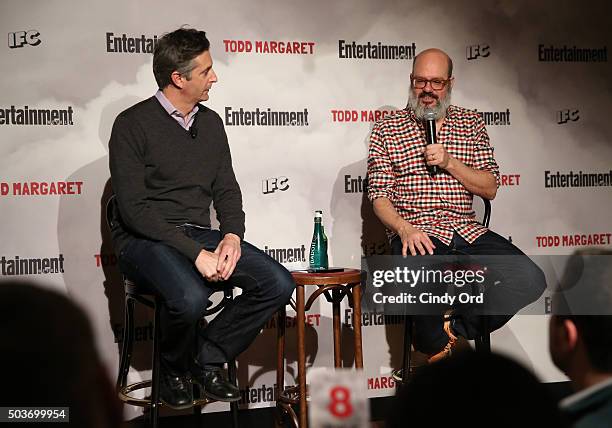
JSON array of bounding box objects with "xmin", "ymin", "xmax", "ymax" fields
[
  {"xmin": 275, "ymin": 268, "xmax": 364, "ymax": 428},
  {"xmin": 106, "ymin": 195, "xmax": 239, "ymax": 427},
  {"xmin": 395, "ymin": 198, "xmax": 492, "ymax": 385},
  {"xmin": 114, "ymin": 280, "xmax": 239, "ymax": 427}
]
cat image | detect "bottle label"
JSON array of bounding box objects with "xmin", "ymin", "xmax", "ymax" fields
[{"xmin": 310, "ymin": 224, "xmax": 328, "ymax": 269}]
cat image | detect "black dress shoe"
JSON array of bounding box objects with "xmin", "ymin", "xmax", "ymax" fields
[
  {"xmin": 192, "ymin": 368, "xmax": 240, "ymax": 402},
  {"xmin": 160, "ymin": 372, "xmax": 193, "ymax": 410}
]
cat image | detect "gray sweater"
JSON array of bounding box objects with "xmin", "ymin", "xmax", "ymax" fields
[{"xmin": 109, "ymin": 96, "xmax": 245, "ymax": 262}]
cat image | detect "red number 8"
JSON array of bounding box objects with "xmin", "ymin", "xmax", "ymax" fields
[{"xmin": 328, "ymin": 386, "xmax": 353, "ymax": 419}]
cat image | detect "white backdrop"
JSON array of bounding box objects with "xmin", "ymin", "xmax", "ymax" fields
[{"xmin": 1, "ymin": 0, "xmax": 611, "ymax": 419}]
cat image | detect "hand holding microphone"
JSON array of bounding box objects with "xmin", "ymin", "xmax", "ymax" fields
[{"xmin": 423, "ymin": 109, "xmax": 449, "ymax": 175}]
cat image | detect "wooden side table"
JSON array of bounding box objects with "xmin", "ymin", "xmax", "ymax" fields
[{"xmin": 276, "ymin": 268, "xmax": 364, "ymax": 427}]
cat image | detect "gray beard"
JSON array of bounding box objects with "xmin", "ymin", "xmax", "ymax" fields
[{"xmin": 407, "ymin": 87, "xmax": 452, "ymax": 120}]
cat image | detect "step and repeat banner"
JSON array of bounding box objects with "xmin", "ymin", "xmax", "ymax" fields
[{"xmin": 1, "ymin": 0, "xmax": 611, "ymax": 418}]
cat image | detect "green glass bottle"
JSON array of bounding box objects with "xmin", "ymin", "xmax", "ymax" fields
[{"xmin": 309, "ymin": 210, "xmax": 329, "ymax": 270}]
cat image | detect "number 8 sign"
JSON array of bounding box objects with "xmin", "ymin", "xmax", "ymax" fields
[{"xmin": 309, "ymin": 369, "xmax": 369, "ymax": 427}]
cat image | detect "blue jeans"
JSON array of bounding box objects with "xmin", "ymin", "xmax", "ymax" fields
[
  {"xmin": 118, "ymin": 226, "xmax": 295, "ymax": 376},
  {"xmin": 391, "ymin": 231, "xmax": 546, "ymax": 354}
]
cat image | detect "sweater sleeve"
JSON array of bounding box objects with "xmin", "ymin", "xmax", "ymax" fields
[
  {"xmin": 211, "ymin": 117, "xmax": 245, "ymax": 240},
  {"xmin": 109, "ymin": 113, "xmax": 204, "ymax": 261}
]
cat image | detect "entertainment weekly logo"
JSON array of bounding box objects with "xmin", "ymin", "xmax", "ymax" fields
[
  {"xmin": 344, "ymin": 309, "xmax": 402, "ymax": 328},
  {"xmin": 338, "ymin": 40, "xmax": 416, "ymax": 60},
  {"xmin": 8, "ymin": 30, "xmax": 41, "ymax": 48},
  {"xmin": 344, "ymin": 174, "xmax": 367, "ymax": 193},
  {"xmin": 544, "ymin": 170, "xmax": 612, "ymax": 188},
  {"xmin": 225, "ymin": 107, "xmax": 309, "ymax": 126},
  {"xmin": 263, "ymin": 244, "xmax": 306, "ymax": 264},
  {"xmin": 106, "ymin": 32, "xmax": 159, "ymax": 53},
  {"xmin": 223, "ymin": 39, "xmax": 315, "ymax": 55},
  {"xmin": 1, "ymin": 254, "xmax": 65, "ymax": 276},
  {"xmin": 538, "ymin": 44, "xmax": 607, "ymax": 62},
  {"xmin": 239, "ymin": 384, "xmax": 278, "ymax": 405},
  {"xmin": 0, "ymin": 106, "xmax": 74, "ymax": 126},
  {"xmin": 474, "ymin": 108, "xmax": 511, "ymax": 126}
]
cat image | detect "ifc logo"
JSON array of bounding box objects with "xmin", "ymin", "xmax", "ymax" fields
[
  {"xmin": 557, "ymin": 109, "xmax": 579, "ymax": 124},
  {"xmin": 262, "ymin": 177, "xmax": 289, "ymax": 194},
  {"xmin": 8, "ymin": 30, "xmax": 41, "ymax": 48},
  {"xmin": 466, "ymin": 44, "xmax": 490, "ymax": 60}
]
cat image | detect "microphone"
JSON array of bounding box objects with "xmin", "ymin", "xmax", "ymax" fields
[
  {"xmin": 423, "ymin": 109, "xmax": 438, "ymax": 176},
  {"xmin": 189, "ymin": 110, "xmax": 199, "ymax": 139}
]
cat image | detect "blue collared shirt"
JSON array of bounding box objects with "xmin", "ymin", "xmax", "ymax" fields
[{"xmin": 154, "ymin": 90, "xmax": 199, "ymax": 130}]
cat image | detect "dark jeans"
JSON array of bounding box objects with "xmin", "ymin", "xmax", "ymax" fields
[
  {"xmin": 391, "ymin": 231, "xmax": 546, "ymax": 354},
  {"xmin": 118, "ymin": 226, "xmax": 295, "ymax": 376}
]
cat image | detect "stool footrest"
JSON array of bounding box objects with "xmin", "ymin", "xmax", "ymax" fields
[
  {"xmin": 278, "ymin": 384, "xmax": 310, "ymax": 406},
  {"xmin": 118, "ymin": 380, "xmax": 214, "ymax": 408}
]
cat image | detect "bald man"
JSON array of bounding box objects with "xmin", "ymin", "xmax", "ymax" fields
[{"xmin": 367, "ymin": 48, "xmax": 546, "ymax": 380}]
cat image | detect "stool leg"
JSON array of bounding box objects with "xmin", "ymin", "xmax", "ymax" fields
[
  {"xmin": 275, "ymin": 307, "xmax": 286, "ymax": 424},
  {"xmin": 401, "ymin": 316, "xmax": 413, "ymax": 382},
  {"xmin": 483, "ymin": 315, "xmax": 491, "ymax": 352},
  {"xmin": 332, "ymin": 289, "xmax": 342, "ymax": 368},
  {"xmin": 476, "ymin": 316, "xmax": 491, "ymax": 353},
  {"xmin": 117, "ymin": 295, "xmax": 135, "ymax": 389},
  {"xmin": 475, "ymin": 282, "xmax": 491, "ymax": 354},
  {"xmin": 296, "ymin": 284, "xmax": 307, "ymax": 428},
  {"xmin": 350, "ymin": 283, "xmax": 364, "ymax": 369},
  {"xmin": 150, "ymin": 300, "xmax": 162, "ymax": 428},
  {"xmin": 228, "ymin": 359, "xmax": 239, "ymax": 428}
]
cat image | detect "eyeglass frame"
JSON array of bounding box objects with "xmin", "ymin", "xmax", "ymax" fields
[{"xmin": 410, "ymin": 74, "xmax": 454, "ymax": 91}]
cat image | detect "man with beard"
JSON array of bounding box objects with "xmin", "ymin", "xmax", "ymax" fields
[{"xmin": 367, "ymin": 48, "xmax": 545, "ymax": 380}]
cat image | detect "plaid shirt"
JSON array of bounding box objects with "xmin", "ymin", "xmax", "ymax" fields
[{"xmin": 367, "ymin": 105, "xmax": 500, "ymax": 245}]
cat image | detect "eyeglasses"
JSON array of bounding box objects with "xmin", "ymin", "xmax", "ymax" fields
[{"xmin": 411, "ymin": 77, "xmax": 451, "ymax": 91}]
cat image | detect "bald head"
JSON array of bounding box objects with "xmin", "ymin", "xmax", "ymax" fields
[{"xmin": 412, "ymin": 48, "xmax": 453, "ymax": 79}]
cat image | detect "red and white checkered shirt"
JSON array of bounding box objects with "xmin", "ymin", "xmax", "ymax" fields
[{"xmin": 367, "ymin": 105, "xmax": 500, "ymax": 245}]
